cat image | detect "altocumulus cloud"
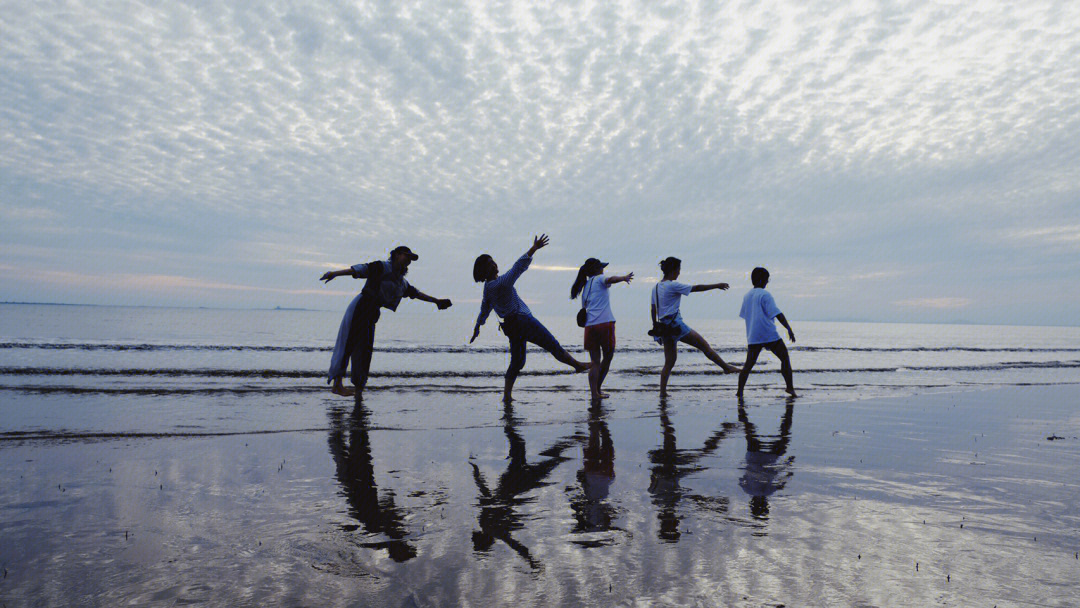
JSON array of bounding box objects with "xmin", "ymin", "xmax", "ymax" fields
[{"xmin": 1, "ymin": 0, "xmax": 1079, "ymax": 323}]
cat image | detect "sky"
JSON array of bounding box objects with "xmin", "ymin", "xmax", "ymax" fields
[{"xmin": 2, "ymin": 0, "xmax": 1079, "ymax": 325}]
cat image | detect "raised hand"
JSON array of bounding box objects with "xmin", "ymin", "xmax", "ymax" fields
[
  {"xmin": 320, "ymin": 271, "xmax": 336, "ymax": 283},
  {"xmin": 437, "ymin": 298, "xmax": 453, "ymax": 310},
  {"xmin": 625, "ymin": 272, "xmax": 634, "ymax": 283},
  {"xmin": 528, "ymin": 234, "xmax": 550, "ymax": 255}
]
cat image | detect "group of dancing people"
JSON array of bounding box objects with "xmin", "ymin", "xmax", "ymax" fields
[{"xmin": 321, "ymin": 236, "xmax": 797, "ymax": 403}]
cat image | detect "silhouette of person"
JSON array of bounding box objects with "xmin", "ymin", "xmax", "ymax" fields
[
  {"xmin": 648, "ymin": 398, "xmax": 736, "ymax": 542},
  {"xmin": 650, "ymin": 257, "xmax": 741, "ymax": 396},
  {"xmin": 570, "ymin": 258, "xmax": 633, "ymax": 400},
  {"xmin": 327, "ymin": 401, "xmax": 416, "ymax": 561},
  {"xmin": 737, "ymin": 267, "xmax": 797, "ymax": 398},
  {"xmin": 470, "ymin": 235, "xmax": 589, "ymax": 402},
  {"xmin": 470, "ymin": 404, "xmax": 578, "ymax": 569},
  {"xmin": 569, "ymin": 402, "xmax": 618, "ymax": 534},
  {"xmin": 737, "ymin": 398, "xmax": 796, "ymax": 521},
  {"xmin": 322, "ymin": 245, "xmax": 452, "ymax": 397}
]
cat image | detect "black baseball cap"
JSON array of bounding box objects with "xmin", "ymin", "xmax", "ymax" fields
[
  {"xmin": 390, "ymin": 246, "xmax": 419, "ymax": 261},
  {"xmin": 584, "ymin": 257, "xmax": 608, "ymax": 272}
]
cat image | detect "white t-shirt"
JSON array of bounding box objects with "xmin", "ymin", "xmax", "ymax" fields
[
  {"xmin": 581, "ymin": 275, "xmax": 615, "ymax": 326},
  {"xmin": 653, "ymin": 281, "xmax": 692, "ymax": 320},
  {"xmin": 740, "ymin": 288, "xmax": 782, "ymax": 344}
]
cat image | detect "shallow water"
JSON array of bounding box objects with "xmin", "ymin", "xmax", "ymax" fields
[
  {"xmin": 1, "ymin": 305, "xmax": 1079, "ymax": 605},
  {"xmin": 1, "ymin": 386, "xmax": 1078, "ymax": 606}
]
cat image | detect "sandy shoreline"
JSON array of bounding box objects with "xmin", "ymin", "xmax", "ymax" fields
[{"xmin": 1, "ymin": 384, "xmax": 1078, "ymax": 606}]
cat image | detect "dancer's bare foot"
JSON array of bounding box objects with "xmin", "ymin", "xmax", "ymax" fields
[
  {"xmin": 330, "ymin": 378, "xmax": 355, "ymax": 397},
  {"xmin": 598, "ymin": 392, "xmax": 610, "ymax": 399},
  {"xmin": 785, "ymin": 387, "xmax": 798, "ymax": 397},
  {"xmin": 331, "ymin": 384, "xmax": 355, "ymax": 397},
  {"xmin": 723, "ymin": 364, "xmax": 742, "ymax": 374},
  {"xmin": 575, "ymin": 361, "xmax": 592, "ymax": 373}
]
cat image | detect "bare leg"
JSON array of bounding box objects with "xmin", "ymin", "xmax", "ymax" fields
[
  {"xmin": 736, "ymin": 344, "xmax": 764, "ymax": 398},
  {"xmin": 659, "ymin": 338, "xmax": 678, "ymax": 396},
  {"xmin": 765, "ymin": 340, "xmax": 797, "ymax": 397},
  {"xmin": 587, "ymin": 343, "xmax": 603, "ymax": 399},
  {"xmin": 597, "ymin": 340, "xmax": 614, "ymax": 398},
  {"xmin": 680, "ymin": 330, "xmax": 741, "ymax": 373}
]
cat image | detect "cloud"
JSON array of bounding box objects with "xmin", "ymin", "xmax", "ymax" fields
[
  {"xmin": 1, "ymin": 0, "xmax": 1078, "ymax": 322},
  {"xmin": 0, "ymin": 265, "xmax": 352, "ymax": 297}
]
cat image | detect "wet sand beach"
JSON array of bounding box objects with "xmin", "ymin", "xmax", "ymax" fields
[{"xmin": 1, "ymin": 383, "xmax": 1078, "ymax": 606}]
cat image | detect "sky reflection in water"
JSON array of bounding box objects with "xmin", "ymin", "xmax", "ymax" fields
[{"xmin": 1, "ymin": 386, "xmax": 1078, "ymax": 605}]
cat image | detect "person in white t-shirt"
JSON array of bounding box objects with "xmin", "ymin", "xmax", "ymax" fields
[
  {"xmin": 571, "ymin": 257, "xmax": 634, "ymax": 400},
  {"xmin": 650, "ymin": 257, "xmax": 741, "ymax": 396},
  {"xmin": 737, "ymin": 267, "xmax": 796, "ymax": 398}
]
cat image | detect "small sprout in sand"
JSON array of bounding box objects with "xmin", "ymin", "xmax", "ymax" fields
[{"xmin": 916, "ymin": 562, "xmax": 919, "ymax": 571}]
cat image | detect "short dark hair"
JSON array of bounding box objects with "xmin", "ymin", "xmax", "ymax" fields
[
  {"xmin": 751, "ymin": 267, "xmax": 770, "ymax": 287},
  {"xmin": 659, "ymin": 257, "xmax": 681, "ymax": 275},
  {"xmin": 473, "ymin": 254, "xmax": 493, "ymax": 283}
]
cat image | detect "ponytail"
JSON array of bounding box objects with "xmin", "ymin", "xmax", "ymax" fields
[{"xmin": 570, "ymin": 265, "xmax": 589, "ymax": 299}]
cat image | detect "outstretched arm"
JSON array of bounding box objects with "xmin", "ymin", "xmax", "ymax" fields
[
  {"xmin": 775, "ymin": 313, "xmax": 795, "ymax": 342},
  {"xmin": 320, "ymin": 268, "xmax": 356, "ymax": 283},
  {"xmin": 411, "ymin": 289, "xmax": 452, "ymax": 310},
  {"xmin": 690, "ymin": 282, "xmax": 729, "ymax": 293},
  {"xmin": 605, "ymin": 272, "xmax": 634, "ymax": 286}
]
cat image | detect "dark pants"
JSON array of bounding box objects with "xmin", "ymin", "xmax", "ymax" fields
[
  {"xmin": 345, "ymin": 300, "xmax": 381, "ymax": 389},
  {"xmin": 504, "ymin": 313, "xmax": 562, "ymax": 375}
]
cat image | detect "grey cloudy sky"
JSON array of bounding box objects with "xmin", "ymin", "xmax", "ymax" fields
[{"xmin": 2, "ymin": 0, "xmax": 1078, "ymax": 325}]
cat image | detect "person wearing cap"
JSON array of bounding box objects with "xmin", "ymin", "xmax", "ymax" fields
[
  {"xmin": 737, "ymin": 266, "xmax": 797, "ymax": 398},
  {"xmin": 571, "ymin": 258, "xmax": 633, "ymax": 400},
  {"xmin": 651, "ymin": 256, "xmax": 741, "ymax": 396},
  {"xmin": 321, "ymin": 245, "xmax": 452, "ymax": 397},
  {"xmin": 470, "ymin": 234, "xmax": 590, "ymax": 403}
]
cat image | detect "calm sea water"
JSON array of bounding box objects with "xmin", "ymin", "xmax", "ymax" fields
[
  {"xmin": 2, "ymin": 304, "xmax": 1079, "ymax": 605},
  {"xmin": 1, "ymin": 303, "xmax": 1078, "ymax": 413}
]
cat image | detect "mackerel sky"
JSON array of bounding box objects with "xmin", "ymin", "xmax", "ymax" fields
[{"xmin": 2, "ymin": 1, "xmax": 1079, "ymax": 325}]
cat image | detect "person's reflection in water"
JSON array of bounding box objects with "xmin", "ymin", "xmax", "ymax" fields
[
  {"xmin": 648, "ymin": 397, "xmax": 736, "ymax": 542},
  {"xmin": 569, "ymin": 402, "xmax": 618, "ymax": 534},
  {"xmin": 327, "ymin": 399, "xmax": 417, "ymax": 561},
  {"xmin": 471, "ymin": 403, "xmax": 578, "ymax": 570},
  {"xmin": 738, "ymin": 397, "xmax": 796, "ymax": 521}
]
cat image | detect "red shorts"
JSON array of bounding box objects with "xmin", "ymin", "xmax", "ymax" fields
[{"xmin": 584, "ymin": 321, "xmax": 616, "ymax": 351}]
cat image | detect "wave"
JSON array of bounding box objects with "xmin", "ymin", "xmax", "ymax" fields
[
  {"xmin": 2, "ymin": 359, "xmax": 1079, "ymax": 381},
  {"xmin": 3, "ymin": 341, "xmax": 1080, "ymax": 355}
]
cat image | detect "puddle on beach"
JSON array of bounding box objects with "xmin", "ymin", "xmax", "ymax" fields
[{"xmin": 1, "ymin": 385, "xmax": 1078, "ymax": 606}]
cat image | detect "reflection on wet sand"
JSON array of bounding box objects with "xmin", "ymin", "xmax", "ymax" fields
[
  {"xmin": 470, "ymin": 404, "xmax": 578, "ymax": 570},
  {"xmin": 648, "ymin": 398, "xmax": 737, "ymax": 542},
  {"xmin": 327, "ymin": 399, "xmax": 416, "ymax": 561},
  {"xmin": 738, "ymin": 398, "xmax": 796, "ymax": 521},
  {"xmin": 568, "ymin": 402, "xmax": 618, "ymax": 538}
]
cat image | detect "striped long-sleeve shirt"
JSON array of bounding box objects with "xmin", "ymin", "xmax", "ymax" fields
[{"xmin": 475, "ymin": 254, "xmax": 534, "ymax": 328}]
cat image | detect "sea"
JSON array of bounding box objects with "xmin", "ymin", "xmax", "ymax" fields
[
  {"xmin": 2, "ymin": 303, "xmax": 1079, "ymax": 605},
  {"xmin": 3, "ymin": 304, "xmax": 1079, "ymax": 391}
]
